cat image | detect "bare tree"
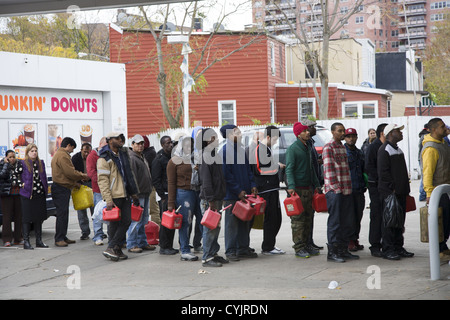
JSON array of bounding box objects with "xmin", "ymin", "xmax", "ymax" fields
[
  {"xmin": 268, "ymin": 0, "xmax": 367, "ymax": 119},
  {"xmin": 136, "ymin": 0, "xmax": 264, "ymax": 128}
]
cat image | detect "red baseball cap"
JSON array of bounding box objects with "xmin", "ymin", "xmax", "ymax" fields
[{"xmin": 344, "ymin": 128, "xmax": 358, "ymax": 136}]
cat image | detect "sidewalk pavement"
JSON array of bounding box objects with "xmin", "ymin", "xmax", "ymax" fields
[{"xmin": 0, "ymin": 179, "xmax": 448, "ymax": 301}]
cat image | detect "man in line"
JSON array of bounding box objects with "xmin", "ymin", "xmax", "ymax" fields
[
  {"xmin": 97, "ymin": 132, "xmax": 140, "ymax": 262},
  {"xmin": 71, "ymin": 142, "xmax": 93, "ymax": 240},
  {"xmin": 304, "ymin": 119, "xmax": 323, "ymax": 250},
  {"xmin": 343, "ymin": 128, "xmax": 366, "ymax": 252},
  {"xmin": 286, "ymin": 122, "xmax": 320, "ymax": 258},
  {"xmin": 252, "ymin": 125, "xmax": 285, "ymax": 255},
  {"xmin": 322, "ymin": 123, "xmax": 358, "ymax": 262},
  {"xmin": 221, "ymin": 124, "xmax": 258, "ymax": 261},
  {"xmin": 365, "ymin": 123, "xmax": 388, "ymax": 257},
  {"xmin": 51, "ymin": 137, "xmax": 89, "ymax": 247},
  {"xmin": 86, "ymin": 136, "xmax": 108, "ymax": 246},
  {"xmin": 421, "ymin": 118, "xmax": 450, "ymax": 261},
  {"xmin": 128, "ymin": 134, "xmax": 155, "ymax": 253},
  {"xmin": 152, "ymin": 135, "xmax": 178, "ymax": 255},
  {"xmin": 377, "ymin": 124, "xmax": 414, "ymax": 260}
]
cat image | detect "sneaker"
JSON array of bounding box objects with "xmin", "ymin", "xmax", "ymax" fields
[
  {"xmin": 213, "ymin": 255, "xmax": 229, "ymax": 264},
  {"xmin": 115, "ymin": 246, "xmax": 128, "ymax": 260},
  {"xmin": 160, "ymin": 248, "xmax": 178, "ymax": 255},
  {"xmin": 305, "ymin": 244, "xmax": 320, "ymax": 256},
  {"xmin": 3, "ymin": 242, "xmax": 11, "ymax": 247},
  {"xmin": 262, "ymin": 247, "xmax": 285, "ymax": 255},
  {"xmin": 128, "ymin": 246, "xmax": 143, "ymax": 253},
  {"xmin": 80, "ymin": 234, "xmax": 90, "ymax": 240},
  {"xmin": 226, "ymin": 253, "xmax": 240, "ymax": 261},
  {"xmin": 181, "ymin": 253, "xmax": 198, "ymax": 261},
  {"xmin": 202, "ymin": 259, "xmax": 222, "ymax": 267},
  {"xmin": 295, "ymin": 249, "xmax": 311, "ymax": 258},
  {"xmin": 142, "ymin": 244, "xmax": 156, "ymax": 251},
  {"xmin": 238, "ymin": 251, "xmax": 258, "ymax": 259},
  {"xmin": 103, "ymin": 247, "xmax": 119, "ymax": 261},
  {"xmin": 94, "ymin": 239, "xmax": 104, "ymax": 246}
]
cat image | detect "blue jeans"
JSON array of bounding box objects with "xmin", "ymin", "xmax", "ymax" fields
[
  {"xmin": 200, "ymin": 199, "xmax": 223, "ymax": 262},
  {"xmin": 224, "ymin": 200, "xmax": 252, "ymax": 256},
  {"xmin": 127, "ymin": 195, "xmax": 150, "ymax": 248},
  {"xmin": 176, "ymin": 189, "xmax": 202, "ymax": 254},
  {"xmin": 92, "ymin": 192, "xmax": 106, "ymax": 242}
]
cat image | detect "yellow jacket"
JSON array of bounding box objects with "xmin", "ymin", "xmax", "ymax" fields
[{"xmin": 421, "ymin": 134, "xmax": 450, "ymax": 197}]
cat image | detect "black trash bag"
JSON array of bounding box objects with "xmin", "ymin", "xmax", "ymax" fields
[{"xmin": 383, "ymin": 194, "xmax": 405, "ymax": 228}]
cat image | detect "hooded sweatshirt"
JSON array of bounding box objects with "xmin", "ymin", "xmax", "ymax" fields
[{"xmin": 421, "ymin": 134, "xmax": 450, "ymax": 197}]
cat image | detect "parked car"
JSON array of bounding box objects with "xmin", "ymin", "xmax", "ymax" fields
[{"xmin": 240, "ymin": 125, "xmax": 332, "ymax": 165}]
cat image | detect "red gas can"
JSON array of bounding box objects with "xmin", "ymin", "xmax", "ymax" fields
[
  {"xmin": 284, "ymin": 192, "xmax": 304, "ymax": 216},
  {"xmin": 201, "ymin": 208, "xmax": 221, "ymax": 230},
  {"xmin": 406, "ymin": 195, "xmax": 416, "ymax": 212},
  {"xmin": 131, "ymin": 204, "xmax": 144, "ymax": 221},
  {"xmin": 312, "ymin": 191, "xmax": 328, "ymax": 213},
  {"xmin": 201, "ymin": 204, "xmax": 232, "ymax": 230},
  {"xmin": 161, "ymin": 208, "xmax": 183, "ymax": 229},
  {"xmin": 246, "ymin": 195, "xmax": 266, "ymax": 216},
  {"xmin": 102, "ymin": 207, "xmax": 121, "ymax": 221},
  {"xmin": 232, "ymin": 200, "xmax": 256, "ymax": 221},
  {"xmin": 145, "ymin": 221, "xmax": 160, "ymax": 245}
]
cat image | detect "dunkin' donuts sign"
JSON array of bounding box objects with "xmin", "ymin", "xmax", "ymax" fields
[{"xmin": 0, "ymin": 86, "xmax": 102, "ymax": 120}]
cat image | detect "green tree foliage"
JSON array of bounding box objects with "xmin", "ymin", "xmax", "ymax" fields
[
  {"xmin": 0, "ymin": 14, "xmax": 88, "ymax": 58},
  {"xmin": 423, "ymin": 16, "xmax": 450, "ymax": 105}
]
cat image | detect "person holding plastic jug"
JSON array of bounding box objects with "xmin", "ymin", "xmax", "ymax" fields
[
  {"xmin": 286, "ymin": 122, "xmax": 320, "ymax": 259},
  {"xmin": 220, "ymin": 124, "xmax": 258, "ymax": 261},
  {"xmin": 97, "ymin": 132, "xmax": 140, "ymax": 262},
  {"xmin": 167, "ymin": 135, "xmax": 202, "ymax": 262},
  {"xmin": 198, "ymin": 128, "xmax": 227, "ymax": 267}
]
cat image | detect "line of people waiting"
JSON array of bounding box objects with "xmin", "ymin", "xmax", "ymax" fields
[{"xmin": 0, "ymin": 119, "xmax": 449, "ymax": 265}]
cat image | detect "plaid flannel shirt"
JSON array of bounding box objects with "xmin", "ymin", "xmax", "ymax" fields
[{"xmin": 323, "ymin": 140, "xmax": 352, "ymax": 195}]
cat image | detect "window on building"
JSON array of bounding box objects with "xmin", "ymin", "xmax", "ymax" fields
[
  {"xmin": 356, "ymin": 16, "xmax": 364, "ymax": 24},
  {"xmin": 298, "ymin": 98, "xmax": 316, "ymax": 121},
  {"xmin": 342, "ymin": 101, "xmax": 378, "ymax": 119},
  {"xmin": 270, "ymin": 43, "xmax": 276, "ymax": 76},
  {"xmin": 218, "ymin": 100, "xmax": 236, "ymax": 125}
]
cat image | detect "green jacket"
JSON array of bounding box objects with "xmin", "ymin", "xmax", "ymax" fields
[{"xmin": 285, "ymin": 139, "xmax": 320, "ymax": 190}]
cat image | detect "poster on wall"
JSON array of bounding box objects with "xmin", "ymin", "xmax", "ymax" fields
[
  {"xmin": 9, "ymin": 122, "xmax": 38, "ymax": 160},
  {"xmin": 79, "ymin": 124, "xmax": 93, "ymax": 146},
  {"xmin": 47, "ymin": 124, "xmax": 63, "ymax": 164}
]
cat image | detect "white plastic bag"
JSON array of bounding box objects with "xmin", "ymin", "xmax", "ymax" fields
[{"xmin": 93, "ymin": 200, "xmax": 108, "ymax": 225}]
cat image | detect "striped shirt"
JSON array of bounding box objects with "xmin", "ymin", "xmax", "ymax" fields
[{"xmin": 323, "ymin": 140, "xmax": 352, "ymax": 195}]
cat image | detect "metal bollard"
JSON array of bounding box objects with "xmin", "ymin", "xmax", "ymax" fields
[{"xmin": 428, "ymin": 184, "xmax": 450, "ymax": 281}]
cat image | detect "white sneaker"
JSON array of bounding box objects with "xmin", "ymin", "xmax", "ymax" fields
[
  {"xmin": 262, "ymin": 247, "xmax": 286, "ymax": 255},
  {"xmin": 95, "ymin": 239, "xmax": 104, "ymax": 246},
  {"xmin": 180, "ymin": 253, "xmax": 199, "ymax": 261}
]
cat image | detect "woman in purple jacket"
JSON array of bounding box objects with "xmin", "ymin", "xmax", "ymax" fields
[{"xmin": 19, "ymin": 143, "xmax": 49, "ymax": 250}]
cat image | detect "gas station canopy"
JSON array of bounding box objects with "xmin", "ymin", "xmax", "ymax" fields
[{"xmin": 0, "ymin": 0, "xmax": 180, "ymax": 17}]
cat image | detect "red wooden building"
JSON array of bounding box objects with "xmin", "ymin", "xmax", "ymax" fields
[
  {"xmin": 109, "ymin": 27, "xmax": 286, "ymax": 136},
  {"xmin": 109, "ymin": 26, "xmax": 392, "ymax": 136}
]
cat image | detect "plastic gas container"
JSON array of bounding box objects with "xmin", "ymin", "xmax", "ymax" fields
[
  {"xmin": 232, "ymin": 200, "xmax": 256, "ymax": 221},
  {"xmin": 102, "ymin": 207, "xmax": 121, "ymax": 222},
  {"xmin": 161, "ymin": 209, "xmax": 183, "ymax": 229},
  {"xmin": 284, "ymin": 192, "xmax": 303, "ymax": 216},
  {"xmin": 312, "ymin": 190, "xmax": 327, "ymax": 213},
  {"xmin": 246, "ymin": 195, "xmax": 266, "ymax": 216},
  {"xmin": 406, "ymin": 195, "xmax": 416, "ymax": 212},
  {"xmin": 71, "ymin": 185, "xmax": 94, "ymax": 211},
  {"xmin": 145, "ymin": 221, "xmax": 160, "ymax": 245},
  {"xmin": 131, "ymin": 204, "xmax": 144, "ymax": 221},
  {"xmin": 201, "ymin": 208, "xmax": 221, "ymax": 230}
]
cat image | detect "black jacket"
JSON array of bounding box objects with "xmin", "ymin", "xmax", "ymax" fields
[
  {"xmin": 365, "ymin": 138, "xmax": 383, "ymax": 185},
  {"xmin": 151, "ymin": 149, "xmax": 171, "ymax": 200},
  {"xmin": 199, "ymin": 159, "xmax": 226, "ymax": 202},
  {"xmin": 0, "ymin": 160, "xmax": 23, "ymax": 196},
  {"xmin": 250, "ymin": 142, "xmax": 280, "ymax": 191},
  {"xmin": 377, "ymin": 141, "xmax": 410, "ymax": 196}
]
